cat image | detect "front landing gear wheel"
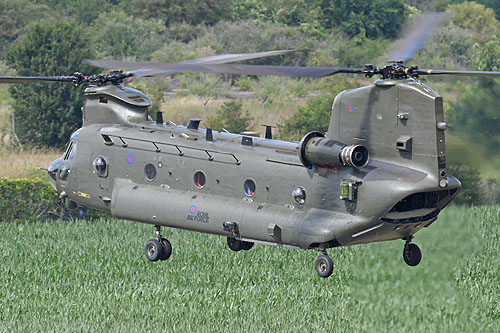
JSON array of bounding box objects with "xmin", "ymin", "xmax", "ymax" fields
[
  {"xmin": 315, "ymin": 255, "xmax": 334, "ymax": 278},
  {"xmin": 403, "ymin": 243, "xmax": 422, "ymax": 266},
  {"xmin": 145, "ymin": 239, "xmax": 163, "ymax": 262}
]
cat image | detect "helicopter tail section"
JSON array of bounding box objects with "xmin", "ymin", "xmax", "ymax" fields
[{"xmin": 328, "ymin": 79, "xmax": 449, "ymax": 189}]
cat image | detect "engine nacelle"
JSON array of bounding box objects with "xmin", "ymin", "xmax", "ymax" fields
[{"xmin": 298, "ymin": 132, "xmax": 369, "ymax": 169}]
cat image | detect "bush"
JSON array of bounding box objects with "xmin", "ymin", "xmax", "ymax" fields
[
  {"xmin": 0, "ymin": 177, "xmax": 109, "ymax": 222},
  {"xmin": 208, "ymin": 100, "xmax": 251, "ymax": 133},
  {"xmin": 0, "ymin": 177, "xmax": 60, "ymax": 221}
]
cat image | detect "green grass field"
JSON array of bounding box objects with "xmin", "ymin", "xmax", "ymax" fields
[{"xmin": 0, "ymin": 206, "xmax": 498, "ymax": 332}]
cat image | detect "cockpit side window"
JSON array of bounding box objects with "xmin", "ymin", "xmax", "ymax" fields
[{"xmin": 63, "ymin": 141, "xmax": 74, "ymax": 160}]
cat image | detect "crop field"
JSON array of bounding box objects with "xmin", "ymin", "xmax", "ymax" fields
[{"xmin": 0, "ymin": 206, "xmax": 498, "ymax": 332}]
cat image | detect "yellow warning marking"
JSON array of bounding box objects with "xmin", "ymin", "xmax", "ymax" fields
[{"xmin": 77, "ymin": 191, "xmax": 90, "ymax": 198}]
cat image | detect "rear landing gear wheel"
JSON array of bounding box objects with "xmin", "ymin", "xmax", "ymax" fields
[
  {"xmin": 227, "ymin": 237, "xmax": 242, "ymax": 251},
  {"xmin": 403, "ymin": 243, "xmax": 421, "ymax": 266},
  {"xmin": 159, "ymin": 238, "xmax": 172, "ymax": 261},
  {"xmin": 315, "ymin": 254, "xmax": 334, "ymax": 278},
  {"xmin": 145, "ymin": 239, "xmax": 163, "ymax": 262},
  {"xmin": 241, "ymin": 241, "xmax": 254, "ymax": 251}
]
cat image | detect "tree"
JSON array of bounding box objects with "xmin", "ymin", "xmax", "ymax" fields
[
  {"xmin": 280, "ymin": 81, "xmax": 356, "ymax": 140},
  {"xmin": 7, "ymin": 21, "xmax": 95, "ymax": 148},
  {"xmin": 208, "ymin": 101, "xmax": 251, "ymax": 133}
]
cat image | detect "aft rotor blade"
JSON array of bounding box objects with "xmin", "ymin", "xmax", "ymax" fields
[
  {"xmin": 86, "ymin": 49, "xmax": 297, "ymax": 70},
  {"xmin": 130, "ymin": 64, "xmax": 365, "ymax": 78},
  {"xmin": 0, "ymin": 76, "xmax": 75, "ymax": 84},
  {"xmin": 388, "ymin": 12, "xmax": 450, "ymax": 63},
  {"xmin": 415, "ymin": 69, "xmax": 500, "ymax": 77}
]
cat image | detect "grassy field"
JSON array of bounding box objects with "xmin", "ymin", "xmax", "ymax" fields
[
  {"xmin": 0, "ymin": 149, "xmax": 62, "ymax": 178},
  {"xmin": 0, "ymin": 206, "xmax": 498, "ymax": 331}
]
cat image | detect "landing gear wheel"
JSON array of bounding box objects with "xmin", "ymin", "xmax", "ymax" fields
[
  {"xmin": 403, "ymin": 243, "xmax": 422, "ymax": 266},
  {"xmin": 315, "ymin": 255, "xmax": 334, "ymax": 278},
  {"xmin": 241, "ymin": 241, "xmax": 254, "ymax": 251},
  {"xmin": 227, "ymin": 237, "xmax": 242, "ymax": 251},
  {"xmin": 144, "ymin": 239, "xmax": 163, "ymax": 262},
  {"xmin": 159, "ymin": 238, "xmax": 172, "ymax": 261}
]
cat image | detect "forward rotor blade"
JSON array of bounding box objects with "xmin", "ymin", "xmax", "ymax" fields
[
  {"xmin": 415, "ymin": 69, "xmax": 500, "ymax": 77},
  {"xmin": 0, "ymin": 76, "xmax": 75, "ymax": 84},
  {"xmin": 388, "ymin": 12, "xmax": 450, "ymax": 63},
  {"xmin": 181, "ymin": 49, "xmax": 297, "ymax": 64},
  {"xmin": 86, "ymin": 49, "xmax": 297, "ymax": 71},
  {"xmin": 129, "ymin": 64, "xmax": 365, "ymax": 78}
]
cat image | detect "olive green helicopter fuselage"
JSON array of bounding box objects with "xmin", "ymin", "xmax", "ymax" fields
[{"xmin": 48, "ymin": 79, "xmax": 460, "ymax": 277}]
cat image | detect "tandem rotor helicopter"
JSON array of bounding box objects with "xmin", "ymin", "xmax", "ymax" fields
[{"xmin": 2, "ymin": 14, "xmax": 499, "ymax": 278}]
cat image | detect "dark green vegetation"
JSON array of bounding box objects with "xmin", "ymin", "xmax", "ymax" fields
[
  {"xmin": 0, "ymin": 206, "xmax": 498, "ymax": 331},
  {"xmin": 0, "ymin": 177, "xmax": 110, "ymax": 222},
  {"xmin": 6, "ymin": 21, "xmax": 94, "ymax": 147}
]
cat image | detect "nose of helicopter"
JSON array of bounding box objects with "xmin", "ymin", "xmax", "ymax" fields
[{"xmin": 47, "ymin": 156, "xmax": 62, "ymax": 190}]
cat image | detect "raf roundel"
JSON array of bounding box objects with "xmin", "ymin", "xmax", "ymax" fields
[
  {"xmin": 127, "ymin": 153, "xmax": 135, "ymax": 165},
  {"xmin": 189, "ymin": 205, "xmax": 197, "ymax": 214}
]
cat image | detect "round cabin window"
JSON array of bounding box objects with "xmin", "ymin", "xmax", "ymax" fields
[
  {"xmin": 293, "ymin": 186, "xmax": 306, "ymax": 205},
  {"xmin": 194, "ymin": 171, "xmax": 206, "ymax": 189},
  {"xmin": 93, "ymin": 156, "xmax": 107, "ymax": 176},
  {"xmin": 144, "ymin": 163, "xmax": 157, "ymax": 181},
  {"xmin": 244, "ymin": 179, "xmax": 256, "ymax": 197}
]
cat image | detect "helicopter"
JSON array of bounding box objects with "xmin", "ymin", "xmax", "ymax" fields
[{"xmin": 1, "ymin": 15, "xmax": 499, "ymax": 278}]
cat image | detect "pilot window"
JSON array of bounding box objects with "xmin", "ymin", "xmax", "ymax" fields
[{"xmin": 63, "ymin": 142, "xmax": 74, "ymax": 160}]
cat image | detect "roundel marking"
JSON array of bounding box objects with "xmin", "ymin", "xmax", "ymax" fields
[
  {"xmin": 127, "ymin": 153, "xmax": 135, "ymax": 165},
  {"xmin": 189, "ymin": 205, "xmax": 197, "ymax": 214}
]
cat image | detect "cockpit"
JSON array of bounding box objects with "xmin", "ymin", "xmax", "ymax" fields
[{"xmin": 47, "ymin": 128, "xmax": 81, "ymax": 191}]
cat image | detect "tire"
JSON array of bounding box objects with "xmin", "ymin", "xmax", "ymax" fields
[
  {"xmin": 159, "ymin": 238, "xmax": 172, "ymax": 261},
  {"xmin": 315, "ymin": 255, "xmax": 334, "ymax": 278},
  {"xmin": 241, "ymin": 241, "xmax": 254, "ymax": 251},
  {"xmin": 227, "ymin": 237, "xmax": 242, "ymax": 251},
  {"xmin": 144, "ymin": 239, "xmax": 163, "ymax": 262},
  {"xmin": 403, "ymin": 243, "xmax": 422, "ymax": 266}
]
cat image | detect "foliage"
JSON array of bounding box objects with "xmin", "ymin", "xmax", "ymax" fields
[
  {"xmin": 307, "ymin": 34, "xmax": 389, "ymax": 68},
  {"xmin": 0, "ymin": 177, "xmax": 110, "ymax": 221},
  {"xmin": 197, "ymin": 20, "xmax": 315, "ymax": 66},
  {"xmin": 0, "ymin": 0, "xmax": 51, "ymax": 58},
  {"xmin": 120, "ymin": 0, "xmax": 234, "ymax": 26},
  {"xmin": 34, "ymin": 0, "xmax": 119, "ymax": 23},
  {"xmin": 208, "ymin": 100, "xmax": 251, "ymax": 133},
  {"xmin": 447, "ymin": 1, "xmax": 499, "ymax": 37},
  {"xmin": 447, "ymin": 164, "xmax": 482, "ymax": 205},
  {"xmin": 88, "ymin": 11, "xmax": 167, "ymax": 61},
  {"xmin": 0, "ymin": 177, "xmax": 60, "ymax": 221},
  {"xmin": 280, "ymin": 81, "xmax": 356, "ymax": 140},
  {"xmin": 321, "ymin": 0, "xmax": 408, "ymax": 39},
  {"xmin": 433, "ymin": 0, "xmax": 500, "ymax": 21},
  {"xmin": 449, "ymin": 39, "xmax": 500, "ymax": 154},
  {"xmin": 7, "ymin": 20, "xmax": 94, "ymax": 148}
]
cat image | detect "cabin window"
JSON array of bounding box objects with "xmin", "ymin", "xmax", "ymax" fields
[
  {"xmin": 144, "ymin": 163, "xmax": 157, "ymax": 182},
  {"xmin": 243, "ymin": 179, "xmax": 256, "ymax": 197},
  {"xmin": 194, "ymin": 171, "xmax": 206, "ymax": 189},
  {"xmin": 93, "ymin": 156, "xmax": 107, "ymax": 177},
  {"xmin": 293, "ymin": 186, "xmax": 306, "ymax": 205}
]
